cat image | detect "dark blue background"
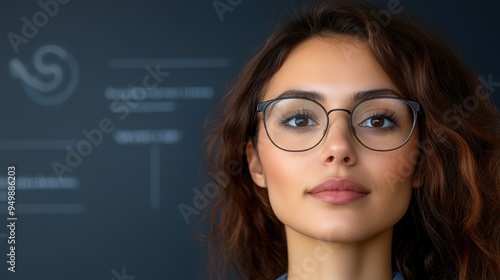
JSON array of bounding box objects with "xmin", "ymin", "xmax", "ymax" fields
[{"xmin": 0, "ymin": 0, "xmax": 498, "ymax": 279}]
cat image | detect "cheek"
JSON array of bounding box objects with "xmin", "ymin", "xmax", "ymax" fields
[
  {"xmin": 360, "ymin": 142, "xmax": 419, "ymax": 214},
  {"xmin": 260, "ymin": 139, "xmax": 310, "ymax": 189},
  {"xmin": 257, "ymin": 131, "xmax": 312, "ymax": 215},
  {"xmin": 257, "ymin": 124, "xmax": 309, "ymax": 178},
  {"xmin": 366, "ymin": 136, "xmax": 420, "ymax": 190},
  {"xmin": 353, "ymin": 150, "xmax": 416, "ymax": 234}
]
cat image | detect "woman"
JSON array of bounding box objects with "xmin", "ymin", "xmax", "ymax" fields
[{"xmin": 204, "ymin": 1, "xmax": 500, "ymax": 279}]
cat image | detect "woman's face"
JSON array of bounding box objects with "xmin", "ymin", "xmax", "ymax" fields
[{"xmin": 247, "ymin": 36, "xmax": 420, "ymax": 242}]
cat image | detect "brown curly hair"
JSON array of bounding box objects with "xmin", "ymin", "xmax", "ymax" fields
[{"xmin": 204, "ymin": 1, "xmax": 500, "ymax": 279}]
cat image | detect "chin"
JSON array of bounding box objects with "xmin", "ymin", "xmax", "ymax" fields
[{"xmin": 287, "ymin": 218, "xmax": 396, "ymax": 244}]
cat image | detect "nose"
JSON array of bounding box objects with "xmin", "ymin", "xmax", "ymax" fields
[{"xmin": 321, "ymin": 110, "xmax": 357, "ymax": 166}]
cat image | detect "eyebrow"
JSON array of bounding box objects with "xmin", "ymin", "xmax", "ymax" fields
[
  {"xmin": 274, "ymin": 88, "xmax": 399, "ymax": 104},
  {"xmin": 275, "ymin": 90, "xmax": 326, "ymax": 103},
  {"xmin": 352, "ymin": 88, "xmax": 400, "ymax": 103}
]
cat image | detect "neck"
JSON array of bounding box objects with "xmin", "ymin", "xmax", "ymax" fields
[{"xmin": 285, "ymin": 227, "xmax": 394, "ymax": 280}]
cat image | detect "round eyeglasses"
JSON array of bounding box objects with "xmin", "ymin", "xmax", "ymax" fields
[{"xmin": 256, "ymin": 97, "xmax": 421, "ymax": 152}]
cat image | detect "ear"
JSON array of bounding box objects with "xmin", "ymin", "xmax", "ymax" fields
[{"xmin": 246, "ymin": 141, "xmax": 266, "ymax": 188}]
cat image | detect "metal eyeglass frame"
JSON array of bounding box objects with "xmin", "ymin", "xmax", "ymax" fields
[{"xmin": 256, "ymin": 96, "xmax": 421, "ymax": 152}]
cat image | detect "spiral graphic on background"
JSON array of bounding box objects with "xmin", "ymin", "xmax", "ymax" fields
[{"xmin": 9, "ymin": 45, "xmax": 79, "ymax": 106}]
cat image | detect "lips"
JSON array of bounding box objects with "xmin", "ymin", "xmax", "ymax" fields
[{"xmin": 307, "ymin": 178, "xmax": 370, "ymax": 204}]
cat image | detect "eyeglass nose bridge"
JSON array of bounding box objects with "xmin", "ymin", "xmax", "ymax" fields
[
  {"xmin": 326, "ymin": 108, "xmax": 352, "ymax": 116},
  {"xmin": 323, "ymin": 108, "xmax": 355, "ymax": 140}
]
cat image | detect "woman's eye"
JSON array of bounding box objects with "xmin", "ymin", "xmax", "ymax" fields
[
  {"xmin": 286, "ymin": 116, "xmax": 317, "ymax": 127},
  {"xmin": 360, "ymin": 116, "xmax": 394, "ymax": 128}
]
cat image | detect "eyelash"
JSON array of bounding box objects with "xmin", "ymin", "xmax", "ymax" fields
[
  {"xmin": 279, "ymin": 109, "xmax": 317, "ymax": 130},
  {"xmin": 361, "ymin": 111, "xmax": 400, "ymax": 130}
]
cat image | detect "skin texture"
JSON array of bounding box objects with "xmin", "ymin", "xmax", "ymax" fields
[{"xmin": 247, "ymin": 36, "xmax": 420, "ymax": 280}]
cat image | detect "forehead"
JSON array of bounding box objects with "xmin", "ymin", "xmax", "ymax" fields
[{"xmin": 263, "ymin": 36, "xmax": 398, "ymax": 104}]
